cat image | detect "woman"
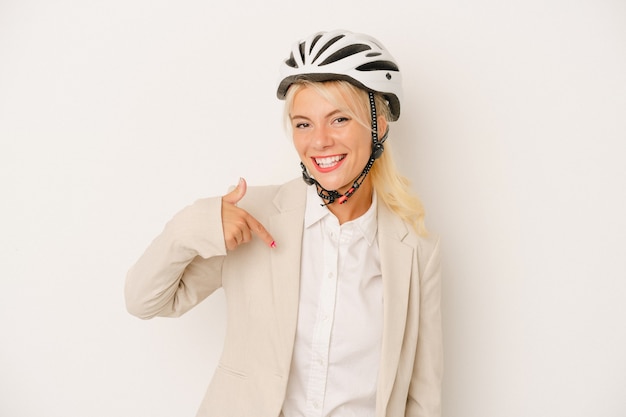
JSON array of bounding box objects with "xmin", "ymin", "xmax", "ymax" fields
[{"xmin": 125, "ymin": 30, "xmax": 442, "ymax": 417}]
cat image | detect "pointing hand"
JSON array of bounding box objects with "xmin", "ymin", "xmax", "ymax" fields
[{"xmin": 221, "ymin": 178, "xmax": 276, "ymax": 251}]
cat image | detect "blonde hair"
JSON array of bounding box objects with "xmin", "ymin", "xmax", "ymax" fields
[{"xmin": 284, "ymin": 80, "xmax": 427, "ymax": 236}]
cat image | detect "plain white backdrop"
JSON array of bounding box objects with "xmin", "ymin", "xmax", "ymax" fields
[{"xmin": 1, "ymin": 0, "xmax": 625, "ymax": 416}]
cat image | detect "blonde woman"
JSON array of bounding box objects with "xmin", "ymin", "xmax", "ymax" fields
[{"xmin": 126, "ymin": 29, "xmax": 443, "ymax": 417}]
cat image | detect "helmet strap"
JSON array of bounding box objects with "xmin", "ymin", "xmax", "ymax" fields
[{"xmin": 300, "ymin": 92, "xmax": 388, "ymax": 206}]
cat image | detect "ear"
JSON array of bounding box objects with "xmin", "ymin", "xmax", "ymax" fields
[{"xmin": 377, "ymin": 115, "xmax": 388, "ymax": 139}]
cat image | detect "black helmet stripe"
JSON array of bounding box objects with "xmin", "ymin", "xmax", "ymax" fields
[{"xmin": 319, "ymin": 44, "xmax": 372, "ymax": 66}]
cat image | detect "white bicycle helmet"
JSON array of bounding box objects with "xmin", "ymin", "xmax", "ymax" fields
[{"xmin": 276, "ymin": 30, "xmax": 403, "ymax": 121}]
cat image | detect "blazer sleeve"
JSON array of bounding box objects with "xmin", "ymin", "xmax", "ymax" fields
[
  {"xmin": 406, "ymin": 237, "xmax": 444, "ymax": 417},
  {"xmin": 124, "ymin": 196, "xmax": 227, "ymax": 319}
]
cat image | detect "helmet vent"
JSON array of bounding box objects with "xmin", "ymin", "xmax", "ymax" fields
[
  {"xmin": 298, "ymin": 42, "xmax": 306, "ymax": 64},
  {"xmin": 285, "ymin": 52, "xmax": 297, "ymax": 68},
  {"xmin": 356, "ymin": 60, "xmax": 399, "ymax": 72},
  {"xmin": 319, "ymin": 44, "xmax": 372, "ymax": 66},
  {"xmin": 310, "ymin": 34, "xmax": 323, "ymax": 53},
  {"xmin": 312, "ymin": 34, "xmax": 345, "ymax": 63},
  {"xmin": 366, "ymin": 52, "xmax": 382, "ymax": 57}
]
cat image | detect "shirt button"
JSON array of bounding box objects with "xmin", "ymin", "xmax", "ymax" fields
[
  {"xmin": 328, "ymin": 272, "xmax": 334, "ymax": 279},
  {"xmin": 313, "ymin": 401, "xmax": 321, "ymax": 409}
]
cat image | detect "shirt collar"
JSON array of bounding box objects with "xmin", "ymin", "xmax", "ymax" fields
[
  {"xmin": 304, "ymin": 185, "xmax": 378, "ymax": 246},
  {"xmin": 304, "ymin": 185, "xmax": 331, "ymax": 228}
]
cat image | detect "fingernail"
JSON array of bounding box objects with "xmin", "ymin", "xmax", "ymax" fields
[{"xmin": 270, "ymin": 241, "xmax": 276, "ymax": 249}]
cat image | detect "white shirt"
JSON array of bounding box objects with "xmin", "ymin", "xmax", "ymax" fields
[{"xmin": 281, "ymin": 186, "xmax": 384, "ymax": 417}]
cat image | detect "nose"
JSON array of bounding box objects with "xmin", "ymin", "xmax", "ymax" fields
[{"xmin": 311, "ymin": 125, "xmax": 334, "ymax": 150}]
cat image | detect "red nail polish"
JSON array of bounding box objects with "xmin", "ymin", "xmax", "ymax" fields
[{"xmin": 270, "ymin": 241, "xmax": 276, "ymax": 248}]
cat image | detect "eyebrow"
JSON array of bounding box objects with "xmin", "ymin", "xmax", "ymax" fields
[{"xmin": 290, "ymin": 109, "xmax": 343, "ymax": 120}]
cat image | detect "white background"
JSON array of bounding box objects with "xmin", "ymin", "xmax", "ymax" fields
[{"xmin": 1, "ymin": 0, "xmax": 625, "ymax": 416}]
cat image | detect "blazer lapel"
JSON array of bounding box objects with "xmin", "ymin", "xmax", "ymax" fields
[
  {"xmin": 268, "ymin": 179, "xmax": 307, "ymax": 375},
  {"xmin": 375, "ymin": 202, "xmax": 414, "ymax": 416}
]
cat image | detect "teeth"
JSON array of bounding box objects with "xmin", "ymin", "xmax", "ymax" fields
[{"xmin": 315, "ymin": 155, "xmax": 345, "ymax": 168}]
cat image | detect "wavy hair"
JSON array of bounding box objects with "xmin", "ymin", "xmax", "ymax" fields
[{"xmin": 284, "ymin": 80, "xmax": 427, "ymax": 236}]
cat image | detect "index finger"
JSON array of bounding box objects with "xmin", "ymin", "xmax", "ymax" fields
[{"xmin": 245, "ymin": 213, "xmax": 276, "ymax": 248}]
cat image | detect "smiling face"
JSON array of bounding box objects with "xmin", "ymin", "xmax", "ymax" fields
[{"xmin": 289, "ymin": 83, "xmax": 376, "ymax": 195}]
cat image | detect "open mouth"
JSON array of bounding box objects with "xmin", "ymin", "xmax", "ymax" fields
[{"xmin": 313, "ymin": 154, "xmax": 346, "ymax": 171}]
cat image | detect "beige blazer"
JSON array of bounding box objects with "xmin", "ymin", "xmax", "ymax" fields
[{"xmin": 125, "ymin": 178, "xmax": 443, "ymax": 417}]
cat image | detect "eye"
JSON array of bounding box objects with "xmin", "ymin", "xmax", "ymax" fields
[
  {"xmin": 333, "ymin": 116, "xmax": 350, "ymax": 125},
  {"xmin": 294, "ymin": 121, "xmax": 309, "ymax": 129}
]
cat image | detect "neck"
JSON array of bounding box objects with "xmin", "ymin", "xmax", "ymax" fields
[{"xmin": 323, "ymin": 179, "xmax": 374, "ymax": 224}]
